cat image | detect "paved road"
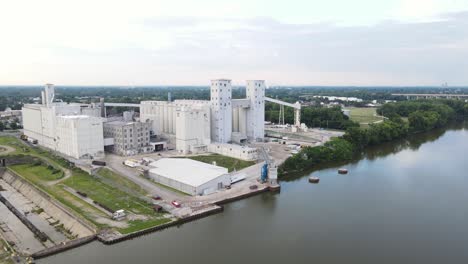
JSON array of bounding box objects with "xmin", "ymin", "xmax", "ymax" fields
[{"xmin": 104, "ymin": 154, "xmax": 180, "ymax": 202}]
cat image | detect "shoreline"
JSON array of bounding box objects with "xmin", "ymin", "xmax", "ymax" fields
[
  {"xmin": 278, "ymin": 119, "xmax": 467, "ymax": 179},
  {"xmin": 31, "ymin": 183, "xmax": 279, "ymax": 260}
]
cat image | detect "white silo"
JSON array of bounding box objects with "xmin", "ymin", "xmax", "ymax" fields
[
  {"xmin": 210, "ymin": 79, "xmax": 233, "ymax": 143},
  {"xmin": 246, "ymin": 80, "xmax": 265, "ymax": 141}
]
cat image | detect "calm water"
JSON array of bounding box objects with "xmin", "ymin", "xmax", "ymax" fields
[{"xmin": 40, "ymin": 123, "xmax": 468, "ymax": 264}]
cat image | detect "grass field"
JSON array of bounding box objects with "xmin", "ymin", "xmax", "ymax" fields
[
  {"xmin": 61, "ymin": 170, "xmax": 171, "ymax": 232},
  {"xmin": 9, "ymin": 164, "xmax": 170, "ymax": 231},
  {"xmin": 62, "ymin": 170, "xmax": 153, "ymax": 215},
  {"xmin": 8, "ymin": 165, "xmax": 109, "ymax": 228},
  {"xmin": 118, "ymin": 218, "xmax": 171, "ymax": 234},
  {"xmin": 0, "ymin": 238, "xmax": 13, "ymax": 264},
  {"xmin": 0, "ymin": 136, "xmax": 72, "ymax": 169},
  {"xmin": 347, "ymin": 107, "xmax": 384, "ymax": 124},
  {"xmin": 187, "ymin": 154, "xmax": 255, "ymax": 172},
  {"xmin": 2, "ymin": 136, "xmax": 172, "ymax": 233},
  {"xmin": 9, "ymin": 164, "xmax": 64, "ymax": 183},
  {"xmin": 96, "ymin": 168, "xmax": 147, "ymax": 196},
  {"xmin": 49, "ymin": 185, "xmax": 109, "ymax": 228},
  {"xmin": 0, "ymin": 136, "xmax": 26, "ymax": 156}
]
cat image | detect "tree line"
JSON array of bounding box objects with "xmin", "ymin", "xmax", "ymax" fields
[
  {"xmin": 266, "ymin": 104, "xmax": 359, "ymax": 130},
  {"xmin": 278, "ymin": 99, "xmax": 467, "ymax": 176}
]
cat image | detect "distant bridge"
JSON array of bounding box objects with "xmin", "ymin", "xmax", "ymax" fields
[{"xmin": 392, "ymin": 94, "xmax": 468, "ymax": 99}]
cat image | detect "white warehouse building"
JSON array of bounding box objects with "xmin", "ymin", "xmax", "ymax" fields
[{"xmin": 148, "ymin": 158, "xmax": 231, "ymax": 196}]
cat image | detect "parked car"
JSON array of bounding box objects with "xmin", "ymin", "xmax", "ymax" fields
[
  {"xmin": 152, "ymin": 195, "xmax": 161, "ymax": 200},
  {"xmin": 171, "ymin": 200, "xmax": 181, "ymax": 208}
]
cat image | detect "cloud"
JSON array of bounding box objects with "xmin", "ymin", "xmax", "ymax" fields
[
  {"xmin": 0, "ymin": 1, "xmax": 467, "ymax": 85},
  {"xmin": 125, "ymin": 12, "xmax": 468, "ymax": 85}
]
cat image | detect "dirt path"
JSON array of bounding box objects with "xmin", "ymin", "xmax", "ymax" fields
[
  {"xmin": 0, "ymin": 145, "xmax": 15, "ymax": 155},
  {"xmin": 45, "ymin": 168, "xmax": 72, "ymax": 186}
]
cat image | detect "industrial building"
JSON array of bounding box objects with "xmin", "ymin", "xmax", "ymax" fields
[
  {"xmin": 55, "ymin": 115, "xmax": 104, "ymax": 159},
  {"xmin": 208, "ymin": 143, "xmax": 257, "ymax": 161},
  {"xmin": 175, "ymin": 104, "xmax": 211, "ymax": 154},
  {"xmin": 22, "ymin": 84, "xmax": 105, "ymax": 159},
  {"xmin": 148, "ymin": 158, "xmax": 231, "ymax": 196},
  {"xmin": 140, "ymin": 79, "xmax": 266, "ymax": 158},
  {"xmin": 22, "ymin": 80, "xmax": 299, "ymax": 162},
  {"xmin": 103, "ymin": 120, "xmax": 153, "ymax": 156}
]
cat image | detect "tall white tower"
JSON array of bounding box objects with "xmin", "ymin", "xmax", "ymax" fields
[
  {"xmin": 210, "ymin": 79, "xmax": 233, "ymax": 143},
  {"xmin": 246, "ymin": 80, "xmax": 265, "ymax": 141},
  {"xmin": 42, "ymin": 83, "xmax": 55, "ymax": 107}
]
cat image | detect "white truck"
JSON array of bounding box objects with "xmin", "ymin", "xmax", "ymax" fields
[
  {"xmin": 123, "ymin": 159, "xmax": 140, "ymax": 168},
  {"xmin": 112, "ymin": 209, "xmax": 126, "ymax": 220}
]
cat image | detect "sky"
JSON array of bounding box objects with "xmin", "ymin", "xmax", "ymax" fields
[{"xmin": 0, "ymin": 0, "xmax": 468, "ymax": 86}]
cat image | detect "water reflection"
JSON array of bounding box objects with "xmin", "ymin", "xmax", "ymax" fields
[
  {"xmin": 281, "ymin": 122, "xmax": 467, "ymax": 182},
  {"xmin": 39, "ymin": 122, "xmax": 468, "ymax": 264}
]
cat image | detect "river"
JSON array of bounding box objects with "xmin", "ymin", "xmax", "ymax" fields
[{"xmin": 39, "ymin": 123, "xmax": 468, "ymax": 264}]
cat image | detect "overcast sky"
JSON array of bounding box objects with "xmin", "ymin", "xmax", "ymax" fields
[{"xmin": 1, "ymin": 0, "xmax": 467, "ymax": 86}]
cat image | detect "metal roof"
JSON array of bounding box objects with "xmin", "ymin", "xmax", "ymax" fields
[{"xmin": 149, "ymin": 158, "xmax": 228, "ymax": 187}]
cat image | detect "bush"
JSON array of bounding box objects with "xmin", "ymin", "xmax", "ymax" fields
[{"xmin": 279, "ymin": 138, "xmax": 354, "ymax": 174}]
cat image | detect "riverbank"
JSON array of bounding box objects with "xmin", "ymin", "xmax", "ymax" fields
[
  {"xmin": 37, "ymin": 122, "xmax": 468, "ymax": 264},
  {"xmin": 279, "ymin": 99, "xmax": 468, "ymax": 177},
  {"xmin": 0, "ymin": 135, "xmax": 282, "ymax": 260}
]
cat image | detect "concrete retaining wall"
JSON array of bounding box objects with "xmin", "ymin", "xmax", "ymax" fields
[
  {"xmin": 1, "ymin": 169, "xmax": 96, "ymax": 237},
  {"xmin": 215, "ymin": 187, "xmax": 270, "ymax": 205},
  {"xmin": 0, "ymin": 193, "xmax": 49, "ymax": 242},
  {"xmin": 98, "ymin": 206, "xmax": 224, "ymax": 244},
  {"xmin": 31, "ymin": 235, "xmax": 96, "ymax": 260},
  {"xmin": 98, "ymin": 187, "xmax": 273, "ymax": 245}
]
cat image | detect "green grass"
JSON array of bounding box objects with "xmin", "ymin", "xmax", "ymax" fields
[
  {"xmin": 7, "ymin": 165, "xmax": 107, "ymax": 228},
  {"xmin": 0, "ymin": 136, "xmax": 25, "ymax": 156},
  {"xmin": 9, "ymin": 164, "xmax": 64, "ymax": 183},
  {"xmin": 0, "ymin": 238, "xmax": 13, "ymax": 264},
  {"xmin": 96, "ymin": 168, "xmax": 147, "ymax": 196},
  {"xmin": 50, "ymin": 185, "xmax": 108, "ymax": 228},
  {"xmin": 187, "ymin": 154, "xmax": 255, "ymax": 172},
  {"xmin": 10, "ymin": 161, "xmax": 169, "ymax": 233},
  {"xmin": 1, "ymin": 136, "xmax": 170, "ymax": 233},
  {"xmin": 0, "ymin": 136, "xmax": 72, "ymax": 169},
  {"xmin": 63, "ymin": 170, "xmax": 154, "ymax": 215},
  {"xmin": 118, "ymin": 218, "xmax": 172, "ymax": 234},
  {"xmin": 347, "ymin": 107, "xmax": 384, "ymax": 124}
]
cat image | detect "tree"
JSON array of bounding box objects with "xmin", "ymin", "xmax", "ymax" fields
[{"xmin": 9, "ymin": 121, "xmax": 18, "ymax": 130}]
